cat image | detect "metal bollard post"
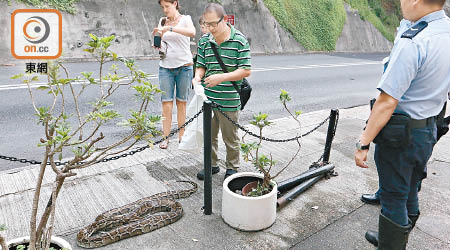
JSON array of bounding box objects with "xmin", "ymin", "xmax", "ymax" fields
[
  {"xmin": 323, "ymin": 109, "xmax": 338, "ymax": 164},
  {"xmin": 203, "ymin": 101, "xmax": 212, "ymax": 215},
  {"xmin": 277, "ymin": 175, "xmax": 324, "ymax": 209},
  {"xmin": 277, "ymin": 163, "xmax": 335, "ymax": 194}
]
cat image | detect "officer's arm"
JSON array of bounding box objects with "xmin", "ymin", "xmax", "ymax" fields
[{"xmin": 359, "ymin": 92, "xmax": 398, "ymax": 145}]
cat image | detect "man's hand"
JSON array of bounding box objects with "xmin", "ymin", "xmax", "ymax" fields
[
  {"xmin": 204, "ymin": 74, "xmax": 226, "ymax": 87},
  {"xmin": 355, "ymin": 149, "xmax": 369, "ymax": 168}
]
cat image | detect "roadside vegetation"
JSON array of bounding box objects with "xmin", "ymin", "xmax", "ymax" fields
[
  {"xmin": 344, "ymin": 0, "xmax": 401, "ymax": 42},
  {"xmin": 3, "ymin": 0, "xmax": 80, "ymax": 14},
  {"xmin": 262, "ymin": 0, "xmax": 346, "ymax": 51},
  {"xmin": 2, "ymin": 0, "xmax": 403, "ymax": 48},
  {"xmin": 263, "ymin": 0, "xmax": 401, "ymax": 48}
]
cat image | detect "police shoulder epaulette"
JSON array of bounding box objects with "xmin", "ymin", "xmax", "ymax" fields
[{"xmin": 401, "ymin": 21, "xmax": 428, "ymax": 39}]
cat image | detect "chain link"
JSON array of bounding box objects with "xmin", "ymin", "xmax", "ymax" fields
[
  {"xmin": 0, "ymin": 107, "xmax": 204, "ymax": 166},
  {"xmin": 0, "ymin": 104, "xmax": 338, "ymax": 167},
  {"xmin": 212, "ymin": 102, "xmax": 331, "ymax": 143},
  {"xmin": 210, "ymin": 102, "xmax": 339, "ymax": 165}
]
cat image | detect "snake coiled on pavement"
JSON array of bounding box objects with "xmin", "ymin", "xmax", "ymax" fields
[{"xmin": 76, "ymin": 180, "xmax": 198, "ymax": 248}]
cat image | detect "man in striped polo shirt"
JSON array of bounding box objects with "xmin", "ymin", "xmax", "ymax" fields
[{"xmin": 193, "ymin": 3, "xmax": 251, "ymax": 181}]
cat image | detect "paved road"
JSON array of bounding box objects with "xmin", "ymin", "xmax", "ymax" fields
[{"xmin": 0, "ymin": 52, "xmax": 387, "ymax": 171}]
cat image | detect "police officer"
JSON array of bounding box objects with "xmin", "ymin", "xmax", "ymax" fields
[
  {"xmin": 354, "ymin": 0, "xmax": 450, "ymax": 249},
  {"xmin": 360, "ymin": 17, "xmax": 418, "ymax": 206}
]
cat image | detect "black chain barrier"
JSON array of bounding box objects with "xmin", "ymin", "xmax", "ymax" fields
[
  {"xmin": 0, "ymin": 102, "xmax": 338, "ymax": 166},
  {"xmin": 0, "ymin": 107, "xmax": 204, "ymax": 166},
  {"xmin": 211, "ymin": 102, "xmax": 334, "ymax": 143},
  {"xmin": 314, "ymin": 110, "xmax": 339, "ymax": 165},
  {"xmin": 211, "ymin": 102, "xmax": 339, "ymax": 164}
]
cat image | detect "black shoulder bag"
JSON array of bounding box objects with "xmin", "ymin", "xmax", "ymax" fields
[
  {"xmin": 436, "ymin": 102, "xmax": 449, "ymax": 141},
  {"xmin": 209, "ymin": 42, "xmax": 252, "ymax": 110}
]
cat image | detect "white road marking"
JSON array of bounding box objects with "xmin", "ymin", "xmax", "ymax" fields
[{"xmin": 0, "ymin": 61, "xmax": 381, "ymax": 91}]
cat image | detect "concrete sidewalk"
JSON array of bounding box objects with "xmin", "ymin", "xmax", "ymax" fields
[{"xmin": 1, "ymin": 105, "xmax": 449, "ymax": 250}]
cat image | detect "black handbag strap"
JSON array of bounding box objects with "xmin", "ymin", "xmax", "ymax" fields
[
  {"xmin": 437, "ymin": 101, "xmax": 447, "ymax": 124},
  {"xmin": 209, "ymin": 42, "xmax": 240, "ymax": 93}
]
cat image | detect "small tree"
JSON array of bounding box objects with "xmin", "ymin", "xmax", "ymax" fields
[
  {"xmin": 240, "ymin": 89, "xmax": 302, "ymax": 196},
  {"xmin": 11, "ymin": 34, "xmax": 161, "ymax": 250},
  {"xmin": 0, "ymin": 224, "xmax": 7, "ymax": 250}
]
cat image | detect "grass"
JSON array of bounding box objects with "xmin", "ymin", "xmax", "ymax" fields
[
  {"xmin": 262, "ymin": 0, "xmax": 347, "ymax": 51},
  {"xmin": 262, "ymin": 0, "xmax": 402, "ymax": 48}
]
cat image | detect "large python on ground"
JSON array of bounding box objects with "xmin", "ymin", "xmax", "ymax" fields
[{"xmin": 77, "ymin": 180, "xmax": 198, "ymax": 248}]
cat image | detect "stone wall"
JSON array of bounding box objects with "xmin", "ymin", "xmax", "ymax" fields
[
  {"xmin": 335, "ymin": 4, "xmax": 392, "ymax": 52},
  {"xmin": 0, "ymin": 0, "xmax": 398, "ymax": 63}
]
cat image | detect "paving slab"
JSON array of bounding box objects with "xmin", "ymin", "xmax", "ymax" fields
[{"xmin": 0, "ymin": 105, "xmax": 449, "ymax": 250}]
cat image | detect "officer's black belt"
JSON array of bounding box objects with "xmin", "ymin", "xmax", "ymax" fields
[{"xmin": 410, "ymin": 117, "xmax": 434, "ymax": 129}]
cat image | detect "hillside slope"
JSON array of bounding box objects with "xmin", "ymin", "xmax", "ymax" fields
[{"xmin": 0, "ymin": 0, "xmax": 397, "ymax": 63}]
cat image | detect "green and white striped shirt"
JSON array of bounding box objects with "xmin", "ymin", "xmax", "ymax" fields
[{"xmin": 196, "ymin": 24, "xmax": 251, "ymax": 111}]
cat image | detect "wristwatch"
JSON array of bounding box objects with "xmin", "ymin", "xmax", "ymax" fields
[
  {"xmin": 169, "ymin": 26, "xmax": 173, "ymax": 32},
  {"xmin": 356, "ymin": 141, "xmax": 370, "ymax": 150}
]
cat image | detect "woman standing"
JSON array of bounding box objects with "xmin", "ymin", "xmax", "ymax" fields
[{"xmin": 154, "ymin": 0, "xmax": 196, "ymax": 149}]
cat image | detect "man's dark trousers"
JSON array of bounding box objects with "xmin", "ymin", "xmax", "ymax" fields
[{"xmin": 374, "ymin": 120, "xmax": 436, "ymax": 226}]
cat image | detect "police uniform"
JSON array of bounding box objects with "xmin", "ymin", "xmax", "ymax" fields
[
  {"xmin": 371, "ymin": 10, "xmax": 450, "ymax": 249},
  {"xmin": 367, "ymin": 17, "xmax": 433, "ymax": 204}
]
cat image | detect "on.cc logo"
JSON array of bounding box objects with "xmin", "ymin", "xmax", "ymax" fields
[
  {"xmin": 23, "ymin": 16, "xmax": 51, "ymax": 44},
  {"xmin": 11, "ymin": 9, "xmax": 62, "ymax": 60}
]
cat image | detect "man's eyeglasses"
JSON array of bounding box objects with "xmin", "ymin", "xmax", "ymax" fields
[{"xmin": 201, "ymin": 16, "xmax": 224, "ymax": 28}]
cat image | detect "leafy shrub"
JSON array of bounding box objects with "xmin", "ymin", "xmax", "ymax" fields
[{"xmin": 262, "ymin": 0, "xmax": 346, "ymax": 51}]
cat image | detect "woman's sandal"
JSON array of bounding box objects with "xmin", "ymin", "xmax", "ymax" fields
[{"xmin": 159, "ymin": 139, "xmax": 169, "ymax": 149}]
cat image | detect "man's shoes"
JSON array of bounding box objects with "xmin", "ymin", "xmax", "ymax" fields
[
  {"xmin": 361, "ymin": 193, "xmax": 380, "ymax": 205},
  {"xmin": 197, "ymin": 166, "xmax": 220, "ymax": 180},
  {"xmin": 224, "ymin": 169, "xmax": 238, "ymax": 180},
  {"xmin": 365, "ymin": 231, "xmax": 378, "ymax": 247}
]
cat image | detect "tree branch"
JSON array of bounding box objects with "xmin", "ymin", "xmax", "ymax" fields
[
  {"xmin": 44, "ymin": 180, "xmax": 59, "ymax": 250},
  {"xmin": 35, "ymin": 175, "xmax": 65, "ymax": 248},
  {"xmin": 29, "ymin": 150, "xmax": 49, "ymax": 250},
  {"xmin": 0, "ymin": 233, "xmax": 8, "ymax": 250},
  {"xmin": 272, "ymin": 139, "xmax": 302, "ymax": 179},
  {"xmin": 61, "ymin": 63, "xmax": 84, "ymax": 140},
  {"xmin": 25, "ymin": 79, "xmax": 39, "ymax": 114}
]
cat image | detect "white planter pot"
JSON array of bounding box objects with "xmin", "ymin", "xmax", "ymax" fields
[
  {"xmin": 222, "ymin": 172, "xmax": 277, "ymax": 231},
  {"xmin": 7, "ymin": 236, "xmax": 72, "ymax": 250}
]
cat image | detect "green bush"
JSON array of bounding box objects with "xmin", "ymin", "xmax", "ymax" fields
[
  {"xmin": 345, "ymin": 0, "xmax": 401, "ymax": 42},
  {"xmin": 263, "ymin": 0, "xmax": 346, "ymax": 51}
]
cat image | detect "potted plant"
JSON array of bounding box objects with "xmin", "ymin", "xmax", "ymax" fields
[
  {"xmin": 6, "ymin": 34, "xmax": 161, "ymax": 250},
  {"xmin": 6, "ymin": 236, "xmax": 71, "ymax": 250},
  {"xmin": 222, "ymin": 90, "xmax": 302, "ymax": 231}
]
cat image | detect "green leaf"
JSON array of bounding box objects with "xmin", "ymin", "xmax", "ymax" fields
[
  {"xmin": 11, "ymin": 73, "xmax": 24, "ymax": 79},
  {"xmin": 16, "ymin": 245, "xmax": 26, "ymax": 250},
  {"xmin": 59, "ymin": 153, "xmax": 63, "ymax": 161},
  {"xmin": 279, "ymin": 89, "xmax": 291, "ymax": 102},
  {"xmin": 89, "ymin": 33, "xmax": 97, "ymax": 41},
  {"xmin": 37, "ymin": 86, "xmax": 50, "ymax": 90}
]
